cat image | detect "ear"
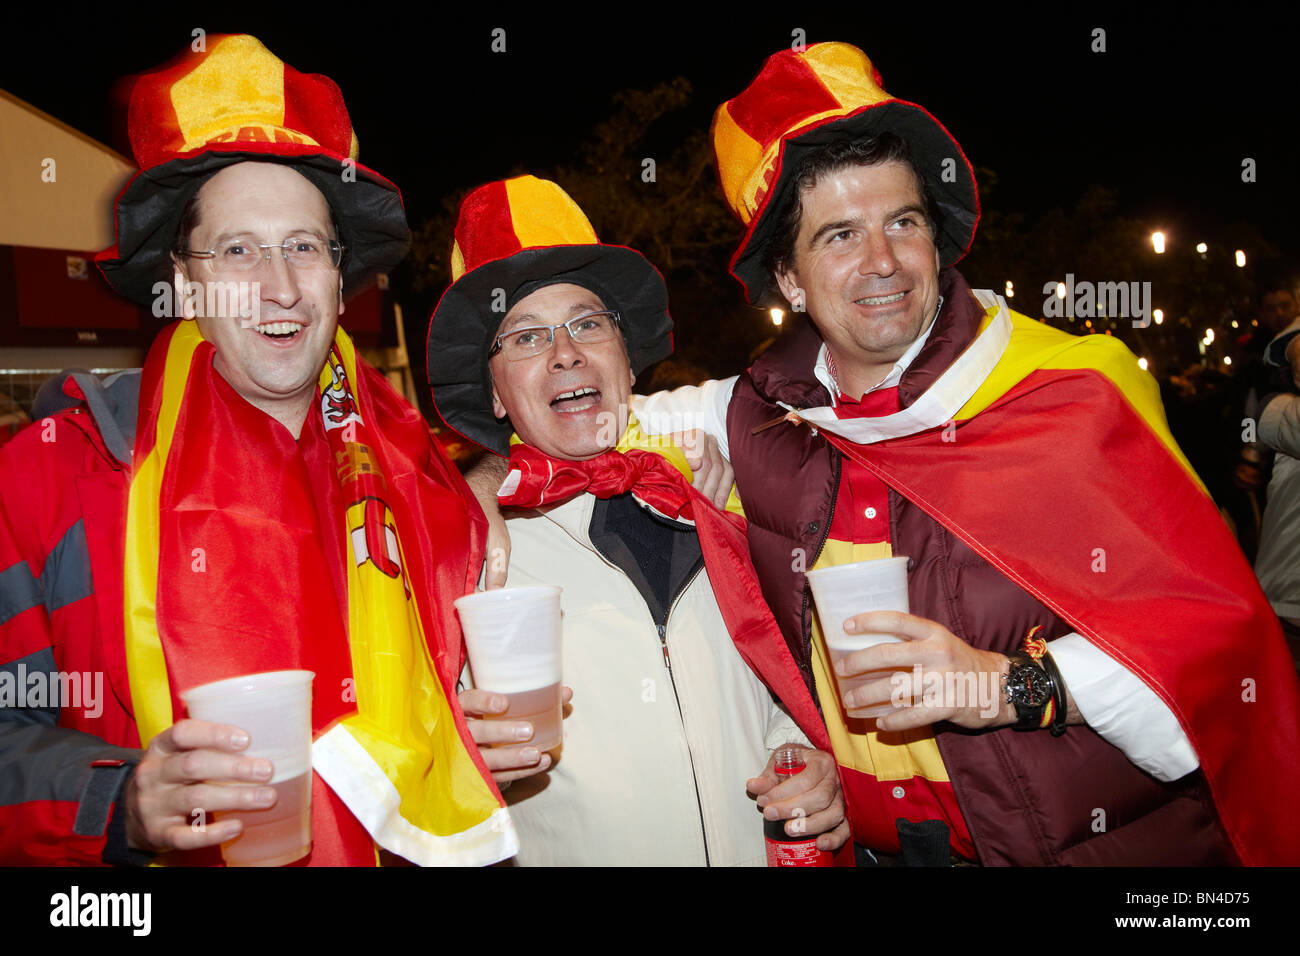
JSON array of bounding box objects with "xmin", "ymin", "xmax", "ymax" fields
[
  {"xmin": 171, "ymin": 256, "xmax": 195, "ymax": 321},
  {"xmin": 774, "ymin": 263, "xmax": 804, "ymax": 312},
  {"xmin": 489, "ymin": 377, "xmax": 507, "ymax": 420}
]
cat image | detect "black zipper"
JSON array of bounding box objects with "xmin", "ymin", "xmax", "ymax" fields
[{"xmin": 657, "ymin": 563, "xmax": 710, "ymax": 866}]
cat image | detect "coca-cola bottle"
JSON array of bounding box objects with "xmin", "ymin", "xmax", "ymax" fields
[{"xmin": 764, "ymin": 744, "xmax": 833, "ymax": 866}]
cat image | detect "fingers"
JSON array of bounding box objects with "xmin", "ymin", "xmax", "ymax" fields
[
  {"xmin": 459, "ymin": 688, "xmax": 509, "ymax": 717},
  {"xmin": 467, "ymin": 716, "xmax": 536, "ymax": 747},
  {"xmin": 155, "ymin": 718, "xmax": 253, "ymax": 756},
  {"xmin": 757, "ymin": 771, "xmax": 835, "ymax": 818},
  {"xmin": 681, "ymin": 432, "xmax": 735, "ymax": 510},
  {"xmin": 817, "ymin": 819, "xmax": 852, "ymax": 852},
  {"xmin": 484, "ymin": 747, "xmax": 553, "ymax": 785},
  {"xmin": 842, "ymin": 610, "xmax": 936, "ymax": 642}
]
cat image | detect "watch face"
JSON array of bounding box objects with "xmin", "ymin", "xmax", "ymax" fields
[
  {"xmin": 1009, "ymin": 662, "xmax": 1051, "ymax": 706},
  {"xmin": 1022, "ymin": 669, "xmax": 1050, "ymax": 705}
]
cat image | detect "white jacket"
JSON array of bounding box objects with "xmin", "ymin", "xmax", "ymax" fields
[{"xmin": 476, "ymin": 492, "xmax": 806, "ymax": 866}]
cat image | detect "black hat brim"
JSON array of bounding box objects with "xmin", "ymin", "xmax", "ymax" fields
[{"xmin": 96, "ymin": 148, "xmax": 410, "ymax": 306}]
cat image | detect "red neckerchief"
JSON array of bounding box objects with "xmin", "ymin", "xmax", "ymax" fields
[{"xmin": 498, "ymin": 443, "xmax": 831, "ymax": 754}]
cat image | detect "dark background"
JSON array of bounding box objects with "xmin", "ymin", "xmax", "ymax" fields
[{"xmin": 2, "ymin": 7, "xmax": 1295, "ymax": 384}]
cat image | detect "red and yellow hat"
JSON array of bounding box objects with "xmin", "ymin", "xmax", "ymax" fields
[
  {"xmin": 427, "ymin": 176, "xmax": 672, "ymax": 456},
  {"xmin": 95, "ymin": 34, "xmax": 409, "ymax": 305},
  {"xmin": 713, "ymin": 42, "xmax": 980, "ymax": 304}
]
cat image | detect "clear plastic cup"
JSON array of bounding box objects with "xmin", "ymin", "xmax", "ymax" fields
[
  {"xmin": 180, "ymin": 670, "xmax": 315, "ymax": 867},
  {"xmin": 455, "ymin": 586, "xmax": 563, "ymax": 751},
  {"xmin": 806, "ymin": 558, "xmax": 909, "ymax": 719}
]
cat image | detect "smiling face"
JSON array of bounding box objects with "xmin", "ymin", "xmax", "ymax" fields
[
  {"xmin": 774, "ymin": 159, "xmax": 941, "ymax": 397},
  {"xmin": 488, "ymin": 282, "xmax": 635, "ymax": 461},
  {"xmin": 174, "ymin": 162, "xmax": 343, "ymax": 434}
]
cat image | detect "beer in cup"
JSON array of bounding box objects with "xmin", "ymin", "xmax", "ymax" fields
[
  {"xmin": 455, "ymin": 586, "xmax": 564, "ymax": 751},
  {"xmin": 180, "ymin": 669, "xmax": 315, "ymax": 867},
  {"xmin": 806, "ymin": 557, "xmax": 909, "ymax": 719}
]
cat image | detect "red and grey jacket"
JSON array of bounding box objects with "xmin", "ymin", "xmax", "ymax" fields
[
  {"xmin": 0, "ymin": 370, "xmax": 149, "ymax": 864},
  {"xmin": 725, "ymin": 269, "xmax": 1236, "ymax": 865}
]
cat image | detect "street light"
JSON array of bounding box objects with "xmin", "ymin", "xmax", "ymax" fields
[
  {"xmin": 1235, "ymin": 250, "xmax": 1247, "ymax": 268},
  {"xmin": 1152, "ymin": 231, "xmax": 1166, "ymax": 254},
  {"xmin": 1154, "ymin": 309, "xmax": 1164, "ymax": 325},
  {"xmin": 1138, "ymin": 357, "xmax": 1149, "ymax": 371},
  {"xmin": 1005, "ymin": 280, "xmax": 1014, "ymax": 298},
  {"xmin": 1196, "ymin": 242, "xmax": 1207, "ymax": 254},
  {"xmin": 770, "ymin": 308, "xmax": 784, "ymax": 327}
]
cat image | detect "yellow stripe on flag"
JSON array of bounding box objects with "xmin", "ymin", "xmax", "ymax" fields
[
  {"xmin": 955, "ymin": 307, "xmax": 1204, "ymax": 492},
  {"xmin": 124, "ymin": 321, "xmax": 205, "ymax": 747}
]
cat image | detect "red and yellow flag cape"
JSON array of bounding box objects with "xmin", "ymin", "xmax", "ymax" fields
[
  {"xmin": 802, "ymin": 299, "xmax": 1300, "ymax": 865},
  {"xmin": 123, "ymin": 321, "xmax": 516, "ymax": 865}
]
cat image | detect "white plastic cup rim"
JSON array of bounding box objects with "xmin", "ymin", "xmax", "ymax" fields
[
  {"xmin": 805, "ymin": 556, "xmax": 909, "ymax": 590},
  {"xmin": 454, "ymin": 585, "xmax": 562, "ymax": 613},
  {"xmin": 180, "ymin": 670, "xmax": 315, "ymax": 706}
]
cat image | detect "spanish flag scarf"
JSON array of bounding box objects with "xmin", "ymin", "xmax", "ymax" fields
[
  {"xmin": 498, "ymin": 423, "xmax": 829, "ymax": 754},
  {"xmin": 124, "ymin": 320, "xmax": 516, "ymax": 866}
]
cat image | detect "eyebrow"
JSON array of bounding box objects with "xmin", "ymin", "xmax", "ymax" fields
[
  {"xmin": 207, "ymin": 228, "xmax": 331, "ymax": 244},
  {"xmin": 805, "ymin": 204, "xmax": 929, "ymax": 247},
  {"xmin": 500, "ymin": 299, "xmax": 606, "ymax": 331}
]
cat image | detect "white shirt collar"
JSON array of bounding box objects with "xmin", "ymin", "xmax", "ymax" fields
[{"xmin": 812, "ymin": 296, "xmax": 943, "ymax": 404}]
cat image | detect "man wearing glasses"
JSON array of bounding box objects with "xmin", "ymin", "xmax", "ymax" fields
[
  {"xmin": 0, "ymin": 36, "xmax": 512, "ymax": 866},
  {"xmin": 428, "ymin": 176, "xmax": 846, "ymax": 865}
]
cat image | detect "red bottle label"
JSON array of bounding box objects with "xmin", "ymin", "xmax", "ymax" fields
[{"xmin": 765, "ymin": 836, "xmax": 834, "ymax": 867}]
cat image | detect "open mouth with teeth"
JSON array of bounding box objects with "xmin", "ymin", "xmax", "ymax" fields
[
  {"xmin": 550, "ymin": 387, "xmax": 601, "ymax": 413},
  {"xmin": 254, "ymin": 321, "xmax": 304, "ymax": 340},
  {"xmin": 855, "ymin": 291, "xmax": 907, "ymax": 306}
]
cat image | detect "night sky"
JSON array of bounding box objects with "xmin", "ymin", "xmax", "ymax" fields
[{"xmin": 2, "ymin": 9, "xmax": 1295, "ymax": 265}]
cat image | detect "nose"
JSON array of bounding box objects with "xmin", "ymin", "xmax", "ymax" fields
[
  {"xmin": 255, "ymin": 246, "xmax": 303, "ymax": 310},
  {"xmin": 548, "ymin": 325, "xmax": 586, "ymax": 370},
  {"xmin": 858, "ymin": 227, "xmax": 900, "ymax": 279}
]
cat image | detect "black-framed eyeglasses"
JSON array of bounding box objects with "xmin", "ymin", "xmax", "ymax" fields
[
  {"xmin": 175, "ymin": 236, "xmax": 345, "ymax": 273},
  {"xmin": 488, "ymin": 310, "xmax": 622, "ymax": 361}
]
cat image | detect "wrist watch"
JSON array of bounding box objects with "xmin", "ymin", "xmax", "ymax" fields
[{"xmin": 1002, "ymin": 652, "xmax": 1052, "ymax": 729}]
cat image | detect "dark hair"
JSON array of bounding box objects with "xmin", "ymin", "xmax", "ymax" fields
[
  {"xmin": 761, "ymin": 132, "xmax": 940, "ymax": 302},
  {"xmin": 171, "ymin": 167, "xmax": 344, "ymax": 256}
]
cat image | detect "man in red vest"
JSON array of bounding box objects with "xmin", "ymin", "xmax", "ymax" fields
[
  {"xmin": 0, "ymin": 36, "xmax": 512, "ymax": 866},
  {"xmin": 629, "ymin": 42, "xmax": 1300, "ymax": 865}
]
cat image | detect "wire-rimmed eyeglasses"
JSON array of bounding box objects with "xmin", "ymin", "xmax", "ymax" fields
[
  {"xmin": 489, "ymin": 310, "xmax": 623, "ymax": 361},
  {"xmin": 175, "ymin": 236, "xmax": 345, "ymax": 273}
]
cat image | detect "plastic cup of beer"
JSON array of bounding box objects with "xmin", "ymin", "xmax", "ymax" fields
[
  {"xmin": 180, "ymin": 670, "xmax": 314, "ymax": 867},
  {"xmin": 806, "ymin": 557, "xmax": 909, "ymax": 719},
  {"xmin": 455, "ymin": 586, "xmax": 563, "ymax": 752}
]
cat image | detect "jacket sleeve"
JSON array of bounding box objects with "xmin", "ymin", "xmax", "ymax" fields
[
  {"xmin": 763, "ymin": 694, "xmax": 812, "ymax": 753},
  {"xmin": 631, "ymin": 377, "xmax": 739, "ymax": 460},
  {"xmin": 0, "ymin": 437, "xmax": 144, "ymax": 865},
  {"xmin": 1259, "ymin": 394, "xmax": 1300, "ymax": 459}
]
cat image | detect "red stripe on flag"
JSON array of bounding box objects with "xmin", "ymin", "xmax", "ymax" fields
[{"xmin": 827, "ymin": 365, "xmax": 1300, "ymax": 865}]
